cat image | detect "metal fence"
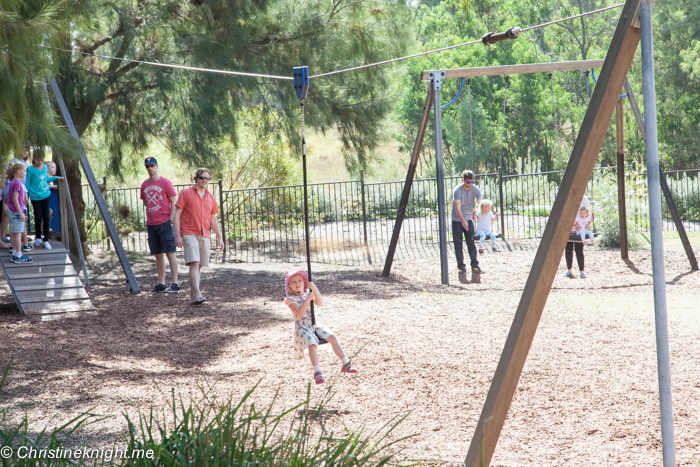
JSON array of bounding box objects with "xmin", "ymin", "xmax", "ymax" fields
[{"xmin": 82, "ymin": 167, "xmax": 700, "ymax": 265}]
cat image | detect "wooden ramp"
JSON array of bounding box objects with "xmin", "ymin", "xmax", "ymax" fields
[{"xmin": 0, "ymin": 241, "xmax": 94, "ymax": 320}]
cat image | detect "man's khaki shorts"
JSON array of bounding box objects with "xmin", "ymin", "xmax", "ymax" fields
[{"xmin": 183, "ymin": 235, "xmax": 210, "ymax": 267}]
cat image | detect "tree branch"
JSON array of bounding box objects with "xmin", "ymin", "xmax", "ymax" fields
[
  {"xmin": 100, "ymin": 83, "xmax": 158, "ymax": 104},
  {"xmin": 76, "ymin": 25, "xmax": 125, "ymax": 63},
  {"xmin": 114, "ymin": 60, "xmax": 141, "ymax": 79},
  {"xmin": 328, "ymin": 0, "xmax": 367, "ymax": 21},
  {"xmin": 249, "ymin": 30, "xmax": 318, "ymax": 46}
]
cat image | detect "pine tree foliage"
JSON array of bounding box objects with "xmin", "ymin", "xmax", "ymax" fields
[
  {"xmin": 52, "ymin": 0, "xmax": 414, "ymax": 177},
  {"xmin": 0, "ymin": 0, "xmax": 75, "ymax": 160}
]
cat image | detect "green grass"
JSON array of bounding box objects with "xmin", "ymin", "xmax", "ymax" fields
[{"xmin": 635, "ymin": 231, "xmax": 700, "ymax": 249}]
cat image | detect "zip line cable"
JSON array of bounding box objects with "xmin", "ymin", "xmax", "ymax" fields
[
  {"xmin": 519, "ymin": 3, "xmax": 624, "ymax": 33},
  {"xmin": 42, "ymin": 3, "xmax": 623, "ymax": 82},
  {"xmin": 41, "ymin": 46, "xmax": 294, "ymax": 80},
  {"xmin": 309, "ymin": 3, "xmax": 623, "ymax": 79}
]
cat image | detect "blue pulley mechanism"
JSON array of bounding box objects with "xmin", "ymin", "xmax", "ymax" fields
[{"xmin": 293, "ymin": 66, "xmax": 309, "ymax": 100}]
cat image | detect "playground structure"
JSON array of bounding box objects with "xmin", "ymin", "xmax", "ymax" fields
[
  {"xmin": 1, "ymin": 0, "xmax": 686, "ymax": 463},
  {"xmin": 372, "ymin": 0, "xmax": 684, "ymax": 465},
  {"xmin": 0, "ymin": 241, "xmax": 94, "ymax": 319}
]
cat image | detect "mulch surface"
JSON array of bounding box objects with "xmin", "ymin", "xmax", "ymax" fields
[{"xmin": 0, "ymin": 242, "xmax": 699, "ymax": 466}]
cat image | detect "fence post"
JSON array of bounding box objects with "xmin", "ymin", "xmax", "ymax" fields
[
  {"xmin": 499, "ymin": 166, "xmax": 506, "ymax": 240},
  {"xmin": 360, "ymin": 169, "xmax": 371, "ymax": 264},
  {"xmin": 218, "ymin": 179, "xmax": 226, "ymax": 262}
]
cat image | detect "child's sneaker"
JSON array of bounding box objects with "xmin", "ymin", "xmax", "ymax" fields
[
  {"xmin": 314, "ymin": 371, "xmax": 325, "ymax": 384},
  {"xmin": 22, "ymin": 244, "xmax": 33, "ymax": 252},
  {"xmin": 33, "ymin": 239, "xmax": 43, "ymax": 247},
  {"xmin": 492, "ymin": 247, "xmax": 498, "ymax": 252},
  {"xmin": 165, "ymin": 283, "xmax": 180, "ymax": 293},
  {"xmin": 341, "ymin": 361, "xmax": 358, "ymax": 374},
  {"xmin": 563, "ymin": 270, "xmax": 573, "ymax": 278},
  {"xmin": 13, "ymin": 255, "xmax": 33, "ymax": 263},
  {"xmin": 479, "ymin": 248, "xmax": 484, "ymax": 255},
  {"xmin": 579, "ymin": 272, "xmax": 587, "ymax": 279},
  {"xmin": 43, "ymin": 241, "xmax": 52, "ymax": 250}
]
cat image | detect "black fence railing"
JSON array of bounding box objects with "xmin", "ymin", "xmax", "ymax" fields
[{"xmin": 82, "ymin": 167, "xmax": 700, "ymax": 265}]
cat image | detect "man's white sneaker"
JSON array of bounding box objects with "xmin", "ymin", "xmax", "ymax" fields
[
  {"xmin": 33, "ymin": 239, "xmax": 43, "ymax": 247},
  {"xmin": 43, "ymin": 241, "xmax": 52, "ymax": 250}
]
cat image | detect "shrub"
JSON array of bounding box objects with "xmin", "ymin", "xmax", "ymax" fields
[
  {"xmin": 122, "ymin": 383, "xmax": 413, "ymax": 466},
  {"xmin": 593, "ymin": 178, "xmax": 642, "ymax": 250}
]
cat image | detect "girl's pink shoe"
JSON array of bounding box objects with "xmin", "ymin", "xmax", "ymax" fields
[
  {"xmin": 314, "ymin": 371, "xmax": 325, "ymax": 384},
  {"xmin": 341, "ymin": 361, "xmax": 358, "ymax": 374}
]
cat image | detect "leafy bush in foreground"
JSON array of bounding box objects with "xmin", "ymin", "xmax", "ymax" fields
[
  {"xmin": 1, "ymin": 359, "xmax": 413, "ymax": 467},
  {"xmin": 122, "ymin": 383, "xmax": 414, "ymax": 466}
]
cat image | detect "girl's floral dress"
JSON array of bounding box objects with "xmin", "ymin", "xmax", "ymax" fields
[{"xmin": 289, "ymin": 292, "xmax": 334, "ymax": 360}]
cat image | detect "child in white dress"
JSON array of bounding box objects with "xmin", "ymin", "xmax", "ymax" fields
[
  {"xmin": 574, "ymin": 206, "xmax": 594, "ymax": 244},
  {"xmin": 475, "ymin": 199, "xmax": 499, "ymax": 254},
  {"xmin": 284, "ymin": 270, "xmax": 358, "ymax": 384}
]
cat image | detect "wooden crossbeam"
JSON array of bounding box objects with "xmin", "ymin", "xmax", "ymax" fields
[
  {"xmin": 463, "ymin": 0, "xmax": 643, "ymax": 465},
  {"xmin": 421, "ymin": 59, "xmax": 604, "ymax": 80}
]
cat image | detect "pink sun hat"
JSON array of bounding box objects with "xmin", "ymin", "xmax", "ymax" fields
[{"xmin": 285, "ymin": 270, "xmax": 309, "ymax": 297}]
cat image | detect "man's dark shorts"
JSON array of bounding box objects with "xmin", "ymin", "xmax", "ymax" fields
[{"xmin": 147, "ymin": 221, "xmax": 176, "ymax": 255}]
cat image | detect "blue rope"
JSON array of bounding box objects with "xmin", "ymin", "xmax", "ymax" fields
[
  {"xmin": 431, "ymin": 78, "xmax": 465, "ymax": 110},
  {"xmin": 590, "ymin": 69, "xmax": 627, "ymax": 98}
]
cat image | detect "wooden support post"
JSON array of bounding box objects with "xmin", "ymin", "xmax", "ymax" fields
[
  {"xmin": 383, "ymin": 84, "xmax": 434, "ymax": 276},
  {"xmin": 464, "ymin": 1, "xmax": 642, "ymax": 465},
  {"xmin": 58, "ymin": 176, "xmax": 70, "ymax": 253},
  {"xmin": 49, "ymin": 79, "xmax": 141, "ymax": 293},
  {"xmin": 616, "ymin": 98, "xmax": 629, "ymax": 260},
  {"xmin": 623, "ymin": 79, "xmax": 698, "ymax": 270},
  {"xmin": 57, "ymin": 157, "xmax": 90, "ymax": 285}
]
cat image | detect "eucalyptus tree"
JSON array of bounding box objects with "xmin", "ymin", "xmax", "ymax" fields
[
  {"xmin": 396, "ymin": 0, "xmax": 627, "ymax": 177},
  {"xmin": 652, "ymin": 0, "xmax": 700, "ymax": 169},
  {"xmin": 50, "ymin": 0, "xmax": 413, "ymax": 239}
]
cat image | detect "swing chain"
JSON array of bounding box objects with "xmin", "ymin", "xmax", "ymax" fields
[
  {"xmin": 467, "ymin": 79, "xmax": 474, "ymax": 170},
  {"xmin": 301, "ymin": 99, "xmax": 306, "ymax": 144}
]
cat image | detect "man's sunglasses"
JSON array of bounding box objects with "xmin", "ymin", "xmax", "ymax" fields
[
  {"xmin": 197, "ymin": 176, "xmax": 211, "ymax": 181},
  {"xmin": 465, "ymin": 180, "xmax": 474, "ymax": 184},
  {"xmin": 145, "ymin": 164, "xmax": 156, "ymax": 168}
]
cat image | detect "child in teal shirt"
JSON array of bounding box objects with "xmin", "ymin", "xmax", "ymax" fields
[{"xmin": 25, "ymin": 149, "xmax": 63, "ymax": 249}]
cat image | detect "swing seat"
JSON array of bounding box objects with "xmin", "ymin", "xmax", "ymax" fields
[
  {"xmin": 316, "ymin": 332, "xmax": 329, "ymax": 345},
  {"xmin": 568, "ymin": 232, "xmax": 599, "ymax": 243}
]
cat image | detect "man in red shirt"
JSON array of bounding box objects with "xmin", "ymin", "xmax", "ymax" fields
[
  {"xmin": 173, "ymin": 167, "xmax": 224, "ymax": 305},
  {"xmin": 140, "ymin": 157, "xmax": 179, "ymax": 293}
]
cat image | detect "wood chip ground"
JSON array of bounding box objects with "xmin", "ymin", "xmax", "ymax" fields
[{"xmin": 0, "ymin": 243, "xmax": 698, "ymax": 466}]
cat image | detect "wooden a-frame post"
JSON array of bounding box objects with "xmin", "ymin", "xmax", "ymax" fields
[
  {"xmin": 383, "ymin": 85, "xmax": 434, "ymax": 276},
  {"xmin": 464, "ymin": 0, "xmax": 643, "ymax": 464},
  {"xmin": 49, "ymin": 79, "xmax": 141, "ymax": 293},
  {"xmin": 622, "ymin": 79, "xmax": 698, "ymax": 271},
  {"xmin": 616, "ymin": 98, "xmax": 629, "ymax": 259}
]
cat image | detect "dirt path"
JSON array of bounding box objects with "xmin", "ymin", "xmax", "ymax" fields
[{"xmin": 0, "ymin": 244, "xmax": 698, "ymax": 466}]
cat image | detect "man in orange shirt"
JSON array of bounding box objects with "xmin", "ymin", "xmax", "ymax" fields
[{"xmin": 173, "ymin": 168, "xmax": 224, "ymax": 305}]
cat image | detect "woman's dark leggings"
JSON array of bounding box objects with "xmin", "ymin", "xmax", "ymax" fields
[
  {"xmin": 31, "ymin": 197, "xmax": 51, "ymax": 241},
  {"xmin": 565, "ymin": 241, "xmax": 584, "ymax": 271}
]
